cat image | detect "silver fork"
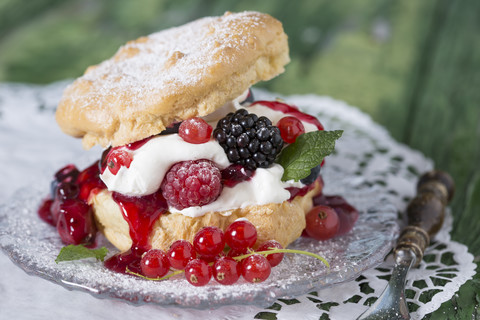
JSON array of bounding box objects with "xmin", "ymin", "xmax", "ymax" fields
[{"xmin": 357, "ymin": 171, "xmax": 454, "ymax": 320}]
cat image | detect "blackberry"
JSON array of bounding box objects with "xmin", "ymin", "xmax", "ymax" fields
[{"xmin": 214, "ymin": 109, "xmax": 284, "ymax": 170}]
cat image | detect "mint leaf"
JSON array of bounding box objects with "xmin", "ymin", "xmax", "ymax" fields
[
  {"xmin": 277, "ymin": 130, "xmax": 343, "ymax": 181},
  {"xmin": 55, "ymin": 245, "xmax": 108, "ymax": 263}
]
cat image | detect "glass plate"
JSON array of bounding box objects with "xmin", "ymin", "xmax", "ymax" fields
[{"xmin": 0, "ymin": 166, "xmax": 398, "ymax": 309}]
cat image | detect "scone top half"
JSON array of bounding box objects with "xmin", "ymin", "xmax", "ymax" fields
[{"xmin": 56, "ymin": 11, "xmax": 289, "ymax": 149}]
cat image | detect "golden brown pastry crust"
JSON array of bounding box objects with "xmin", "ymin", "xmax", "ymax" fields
[
  {"xmin": 56, "ymin": 11, "xmax": 290, "ymax": 149},
  {"xmin": 91, "ymin": 181, "xmax": 321, "ymax": 252}
]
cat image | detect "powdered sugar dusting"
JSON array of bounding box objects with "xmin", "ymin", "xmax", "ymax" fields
[{"xmin": 80, "ymin": 12, "xmax": 267, "ymax": 105}]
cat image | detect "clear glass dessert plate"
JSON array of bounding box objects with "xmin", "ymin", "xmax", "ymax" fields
[
  {"xmin": 0, "ymin": 89, "xmax": 404, "ymax": 308},
  {"xmin": 0, "ymin": 165, "xmax": 398, "ymax": 309}
]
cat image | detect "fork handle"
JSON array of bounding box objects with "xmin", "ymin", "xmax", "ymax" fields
[{"xmin": 394, "ymin": 170, "xmax": 454, "ymax": 267}]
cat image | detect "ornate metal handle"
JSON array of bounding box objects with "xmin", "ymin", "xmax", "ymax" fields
[{"xmin": 394, "ymin": 170, "xmax": 455, "ymax": 267}]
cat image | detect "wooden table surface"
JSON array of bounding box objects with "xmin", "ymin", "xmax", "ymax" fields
[{"xmin": 0, "ymin": 0, "xmax": 478, "ymax": 318}]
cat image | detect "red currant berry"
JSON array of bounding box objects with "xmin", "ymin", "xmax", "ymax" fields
[
  {"xmin": 193, "ymin": 226, "xmax": 225, "ymax": 257},
  {"xmin": 313, "ymin": 195, "xmax": 359, "ymax": 236},
  {"xmin": 78, "ymin": 178, "xmax": 104, "ymax": 202},
  {"xmin": 179, "ymin": 117, "xmax": 213, "ymax": 144},
  {"xmin": 140, "ymin": 249, "xmax": 170, "ymax": 278},
  {"xmin": 167, "ymin": 240, "xmax": 196, "ymax": 270},
  {"xmin": 55, "ymin": 182, "xmax": 79, "ymax": 200},
  {"xmin": 184, "ymin": 258, "xmax": 212, "ymax": 286},
  {"xmin": 197, "ymin": 254, "xmax": 220, "ymax": 263},
  {"xmin": 305, "ymin": 205, "xmax": 339, "ymax": 240},
  {"xmin": 224, "ymin": 220, "xmax": 257, "ymax": 251},
  {"xmin": 56, "ymin": 198, "xmax": 96, "ymax": 245},
  {"xmin": 106, "ymin": 148, "xmax": 133, "ymax": 175},
  {"xmin": 226, "ymin": 247, "xmax": 248, "ymax": 259},
  {"xmin": 38, "ymin": 198, "xmax": 55, "ymax": 226},
  {"xmin": 54, "ymin": 164, "xmax": 79, "ymax": 183},
  {"xmin": 50, "ymin": 197, "xmax": 63, "ymax": 224},
  {"xmin": 213, "ymin": 257, "xmax": 241, "ymax": 285},
  {"xmin": 276, "ymin": 116, "xmax": 305, "ymax": 144},
  {"xmin": 257, "ymin": 240, "xmax": 284, "ymax": 267},
  {"xmin": 241, "ymin": 254, "xmax": 271, "ymax": 283}
]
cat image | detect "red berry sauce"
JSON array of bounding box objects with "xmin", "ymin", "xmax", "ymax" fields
[
  {"xmin": 38, "ymin": 162, "xmax": 104, "ymax": 245},
  {"xmin": 286, "ymin": 175, "xmax": 323, "ymax": 200},
  {"xmin": 221, "ymin": 164, "xmax": 254, "ymax": 188},
  {"xmin": 250, "ymin": 100, "xmax": 324, "ymax": 131},
  {"xmin": 105, "ymin": 191, "xmax": 167, "ymax": 274},
  {"xmin": 126, "ymin": 136, "xmax": 154, "ymax": 151}
]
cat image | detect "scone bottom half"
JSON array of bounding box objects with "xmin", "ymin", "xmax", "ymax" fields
[{"xmin": 91, "ymin": 179, "xmax": 323, "ymax": 253}]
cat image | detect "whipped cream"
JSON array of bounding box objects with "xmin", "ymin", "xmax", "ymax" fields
[
  {"xmin": 100, "ymin": 135, "xmax": 230, "ymax": 196},
  {"xmin": 100, "ymin": 100, "xmax": 314, "ymax": 218}
]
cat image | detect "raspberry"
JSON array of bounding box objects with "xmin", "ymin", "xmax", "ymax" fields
[
  {"xmin": 161, "ymin": 160, "xmax": 222, "ymax": 210},
  {"xmin": 213, "ymin": 109, "xmax": 284, "ymax": 170}
]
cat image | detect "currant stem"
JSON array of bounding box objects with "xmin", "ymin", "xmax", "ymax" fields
[
  {"xmin": 234, "ymin": 248, "xmax": 330, "ymax": 268},
  {"xmin": 126, "ymin": 267, "xmax": 184, "ymax": 281}
]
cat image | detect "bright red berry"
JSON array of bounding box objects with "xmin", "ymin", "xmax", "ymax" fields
[
  {"xmin": 313, "ymin": 195, "xmax": 359, "ymax": 236},
  {"xmin": 54, "ymin": 164, "xmax": 79, "ymax": 183},
  {"xmin": 106, "ymin": 148, "xmax": 133, "ymax": 175},
  {"xmin": 140, "ymin": 249, "xmax": 170, "ymax": 278},
  {"xmin": 224, "ymin": 220, "xmax": 257, "ymax": 251},
  {"xmin": 305, "ymin": 205, "xmax": 340, "ymax": 240},
  {"xmin": 226, "ymin": 247, "xmax": 248, "ymax": 259},
  {"xmin": 56, "ymin": 198, "xmax": 96, "ymax": 245},
  {"xmin": 38, "ymin": 198, "xmax": 55, "ymax": 226},
  {"xmin": 76, "ymin": 161, "xmax": 100, "ymax": 184},
  {"xmin": 197, "ymin": 254, "xmax": 221, "ymax": 263},
  {"xmin": 193, "ymin": 226, "xmax": 225, "ymax": 257},
  {"xmin": 56, "ymin": 182, "xmax": 79, "ymax": 200},
  {"xmin": 78, "ymin": 178, "xmax": 104, "ymax": 202},
  {"xmin": 257, "ymin": 240, "xmax": 284, "ymax": 267},
  {"xmin": 277, "ymin": 116, "xmax": 305, "ymax": 144},
  {"xmin": 184, "ymin": 259, "xmax": 212, "ymax": 286},
  {"xmin": 167, "ymin": 240, "xmax": 196, "ymax": 270},
  {"xmin": 213, "ymin": 257, "xmax": 241, "ymax": 285},
  {"xmin": 179, "ymin": 117, "xmax": 213, "ymax": 144},
  {"xmin": 241, "ymin": 254, "xmax": 271, "ymax": 283},
  {"xmin": 161, "ymin": 160, "xmax": 222, "ymax": 210}
]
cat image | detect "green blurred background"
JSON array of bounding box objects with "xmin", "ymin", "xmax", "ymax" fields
[{"xmin": 0, "ymin": 0, "xmax": 478, "ymax": 318}]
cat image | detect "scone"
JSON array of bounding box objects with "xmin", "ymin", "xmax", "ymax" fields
[
  {"xmin": 56, "ymin": 11, "xmax": 289, "ymax": 149},
  {"xmin": 43, "ymin": 11, "xmax": 339, "ymax": 276}
]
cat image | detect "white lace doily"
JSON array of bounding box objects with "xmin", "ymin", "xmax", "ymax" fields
[{"xmin": 0, "ymin": 83, "xmax": 475, "ymax": 320}]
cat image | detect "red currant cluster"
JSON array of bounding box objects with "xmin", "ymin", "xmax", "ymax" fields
[{"xmin": 136, "ymin": 220, "xmax": 285, "ymax": 286}]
